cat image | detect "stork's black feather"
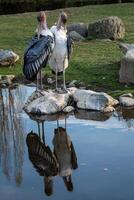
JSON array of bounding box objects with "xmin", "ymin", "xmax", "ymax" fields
[
  {"xmin": 23, "ymin": 35, "xmax": 54, "ymax": 81},
  {"xmin": 26, "ymin": 132, "xmax": 58, "ymax": 176},
  {"xmin": 67, "ymin": 35, "xmax": 73, "ymax": 60}
]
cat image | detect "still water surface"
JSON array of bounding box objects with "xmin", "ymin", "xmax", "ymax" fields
[{"xmin": 0, "ymin": 85, "xmax": 134, "ymax": 200}]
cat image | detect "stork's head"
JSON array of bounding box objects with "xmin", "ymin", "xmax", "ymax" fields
[
  {"xmin": 37, "ymin": 11, "xmax": 46, "ymax": 29},
  {"xmin": 57, "ymin": 12, "xmax": 68, "ymax": 30}
]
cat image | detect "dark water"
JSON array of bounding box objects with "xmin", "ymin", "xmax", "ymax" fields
[{"xmin": 0, "ymin": 85, "xmax": 134, "ymax": 200}]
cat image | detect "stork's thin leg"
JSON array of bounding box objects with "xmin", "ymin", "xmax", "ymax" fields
[
  {"xmin": 63, "ymin": 59, "xmax": 68, "ymax": 92},
  {"xmin": 36, "ymin": 72, "xmax": 39, "ymax": 91},
  {"xmin": 40, "ymin": 70, "xmax": 43, "ymax": 90},
  {"xmin": 56, "ymin": 64, "xmax": 58, "ymax": 91}
]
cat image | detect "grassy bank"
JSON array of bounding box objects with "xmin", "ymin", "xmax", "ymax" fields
[{"xmin": 0, "ymin": 3, "xmax": 134, "ymax": 96}]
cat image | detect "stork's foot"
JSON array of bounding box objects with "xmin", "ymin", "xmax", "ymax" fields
[
  {"xmin": 55, "ymin": 87, "xmax": 68, "ymax": 94},
  {"xmin": 55, "ymin": 88, "xmax": 63, "ymax": 94},
  {"xmin": 62, "ymin": 87, "xmax": 68, "ymax": 93}
]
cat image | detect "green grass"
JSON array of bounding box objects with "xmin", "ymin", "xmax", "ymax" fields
[{"xmin": 0, "ymin": 3, "xmax": 134, "ymax": 97}]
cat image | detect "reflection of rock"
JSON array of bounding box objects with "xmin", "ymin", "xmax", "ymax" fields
[
  {"xmin": 119, "ymin": 96, "xmax": 134, "ymax": 107},
  {"xmin": 67, "ymin": 23, "xmax": 88, "ymax": 38},
  {"xmin": 24, "ymin": 90, "xmax": 70, "ymax": 115},
  {"xmin": 88, "ymin": 16, "xmax": 125, "ymax": 40},
  {"xmin": 0, "ymin": 50, "xmax": 19, "ymax": 66},
  {"xmin": 122, "ymin": 108, "xmax": 134, "ymax": 119},
  {"xmin": 75, "ymin": 109, "xmax": 112, "ymax": 121},
  {"xmin": 28, "ymin": 112, "xmax": 71, "ymax": 122},
  {"xmin": 72, "ymin": 89, "xmax": 118, "ymax": 112}
]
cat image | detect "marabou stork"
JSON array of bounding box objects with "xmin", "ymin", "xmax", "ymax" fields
[
  {"xmin": 23, "ymin": 11, "xmax": 55, "ymax": 91},
  {"xmin": 49, "ymin": 12, "xmax": 73, "ymax": 92}
]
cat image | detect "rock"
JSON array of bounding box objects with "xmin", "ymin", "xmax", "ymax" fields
[
  {"xmin": 63, "ymin": 106, "xmax": 75, "ymax": 113},
  {"xmin": 67, "ymin": 23, "xmax": 88, "ymax": 38},
  {"xmin": 0, "ymin": 75, "xmax": 15, "ymax": 86},
  {"xmin": 120, "ymin": 93, "xmax": 133, "ymax": 98},
  {"xmin": 119, "ymin": 43, "xmax": 134, "ymax": 54},
  {"xmin": 0, "ymin": 50, "xmax": 19, "ymax": 66},
  {"xmin": 88, "ymin": 16, "xmax": 125, "ymax": 40},
  {"xmin": 47, "ymin": 78, "xmax": 55, "ymax": 84},
  {"xmin": 119, "ymin": 96, "xmax": 134, "ymax": 107},
  {"xmin": 69, "ymin": 31, "xmax": 85, "ymax": 41},
  {"xmin": 102, "ymin": 106, "xmax": 115, "ymax": 113},
  {"xmin": 24, "ymin": 90, "xmax": 70, "ymax": 115},
  {"xmin": 69, "ymin": 80, "xmax": 77, "ymax": 87},
  {"xmin": 119, "ymin": 55, "xmax": 134, "ymax": 84},
  {"xmin": 72, "ymin": 89, "xmax": 118, "ymax": 112}
]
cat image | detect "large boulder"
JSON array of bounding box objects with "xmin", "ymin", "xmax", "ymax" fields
[
  {"xmin": 88, "ymin": 16, "xmax": 125, "ymax": 40},
  {"xmin": 0, "ymin": 50, "xmax": 19, "ymax": 66},
  {"xmin": 24, "ymin": 90, "xmax": 70, "ymax": 115},
  {"xmin": 67, "ymin": 23, "xmax": 88, "ymax": 38},
  {"xmin": 119, "ymin": 49, "xmax": 134, "ymax": 84},
  {"xmin": 71, "ymin": 89, "xmax": 118, "ymax": 112}
]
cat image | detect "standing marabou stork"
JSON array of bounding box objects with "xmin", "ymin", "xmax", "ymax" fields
[
  {"xmin": 49, "ymin": 12, "xmax": 72, "ymax": 92},
  {"xmin": 23, "ymin": 11, "xmax": 55, "ymax": 91}
]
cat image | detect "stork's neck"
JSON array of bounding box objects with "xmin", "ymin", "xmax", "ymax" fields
[
  {"xmin": 57, "ymin": 19, "xmax": 66, "ymax": 31},
  {"xmin": 40, "ymin": 21, "xmax": 48, "ymax": 30}
]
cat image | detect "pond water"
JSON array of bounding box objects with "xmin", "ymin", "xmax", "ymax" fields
[{"xmin": 0, "ymin": 85, "xmax": 134, "ymax": 200}]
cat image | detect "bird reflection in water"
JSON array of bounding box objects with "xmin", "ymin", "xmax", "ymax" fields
[{"xmin": 26, "ymin": 117, "xmax": 78, "ymax": 196}]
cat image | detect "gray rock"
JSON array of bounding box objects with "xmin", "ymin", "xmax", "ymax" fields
[
  {"xmin": 120, "ymin": 93, "xmax": 133, "ymax": 98},
  {"xmin": 88, "ymin": 16, "xmax": 125, "ymax": 40},
  {"xmin": 67, "ymin": 23, "xmax": 88, "ymax": 37},
  {"xmin": 119, "ymin": 96, "xmax": 134, "ymax": 107},
  {"xmin": 72, "ymin": 89, "xmax": 118, "ymax": 112},
  {"xmin": 63, "ymin": 106, "xmax": 75, "ymax": 113},
  {"xmin": 47, "ymin": 78, "xmax": 55, "ymax": 84},
  {"xmin": 24, "ymin": 90, "xmax": 70, "ymax": 115},
  {"xmin": 119, "ymin": 43, "xmax": 134, "ymax": 54},
  {"xmin": 69, "ymin": 31, "xmax": 85, "ymax": 41},
  {"xmin": 69, "ymin": 80, "xmax": 77, "ymax": 87},
  {"xmin": 0, "ymin": 75, "xmax": 15, "ymax": 86},
  {"xmin": 0, "ymin": 50, "xmax": 19, "ymax": 66},
  {"xmin": 119, "ymin": 55, "xmax": 134, "ymax": 84}
]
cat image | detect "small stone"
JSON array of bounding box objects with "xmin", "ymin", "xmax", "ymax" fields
[
  {"xmin": 120, "ymin": 93, "xmax": 133, "ymax": 98},
  {"xmin": 63, "ymin": 106, "xmax": 75, "ymax": 113},
  {"xmin": 69, "ymin": 80, "xmax": 77, "ymax": 87},
  {"xmin": 47, "ymin": 78, "xmax": 55, "ymax": 84},
  {"xmin": 0, "ymin": 50, "xmax": 19, "ymax": 66},
  {"xmin": 119, "ymin": 96, "xmax": 134, "ymax": 107}
]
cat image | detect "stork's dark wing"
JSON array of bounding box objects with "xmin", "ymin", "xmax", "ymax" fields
[
  {"xmin": 67, "ymin": 35, "xmax": 73, "ymax": 60},
  {"xmin": 26, "ymin": 132, "xmax": 58, "ymax": 176},
  {"xmin": 23, "ymin": 35, "xmax": 54, "ymax": 81}
]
